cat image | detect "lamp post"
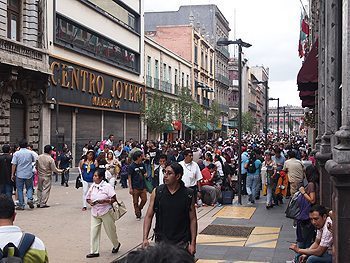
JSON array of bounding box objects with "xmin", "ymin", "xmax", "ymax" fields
[
  {"xmin": 217, "ymin": 38, "xmax": 252, "ymax": 205},
  {"xmin": 269, "ymin": 98, "xmax": 280, "ymax": 140},
  {"xmin": 283, "ymin": 107, "xmax": 286, "ymax": 134},
  {"xmin": 252, "ymin": 80, "xmax": 269, "ymax": 145}
]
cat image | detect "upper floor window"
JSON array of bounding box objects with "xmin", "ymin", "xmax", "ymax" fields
[
  {"xmin": 7, "ymin": 0, "xmax": 20, "ymax": 41},
  {"xmin": 147, "ymin": 56, "xmax": 151, "ymax": 76},
  {"xmin": 194, "ymin": 45, "xmax": 198, "ymax": 64},
  {"xmin": 155, "ymin": 60, "xmax": 159, "ymax": 79}
]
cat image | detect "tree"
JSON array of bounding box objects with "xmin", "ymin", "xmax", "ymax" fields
[
  {"xmin": 141, "ymin": 92, "xmax": 172, "ymax": 135},
  {"xmin": 191, "ymin": 101, "xmax": 207, "ymax": 132},
  {"xmin": 208, "ymin": 100, "xmax": 221, "ymax": 130},
  {"xmin": 176, "ymin": 86, "xmax": 192, "ymax": 124},
  {"xmin": 242, "ymin": 112, "xmax": 255, "ymax": 132}
]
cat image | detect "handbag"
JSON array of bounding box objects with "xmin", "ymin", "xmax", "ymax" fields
[
  {"xmin": 111, "ymin": 200, "xmax": 127, "ymax": 221},
  {"xmin": 285, "ymin": 191, "xmax": 301, "ymax": 219},
  {"xmin": 144, "ymin": 176, "xmax": 154, "ymax": 193},
  {"xmin": 75, "ymin": 175, "xmax": 83, "ymax": 189}
]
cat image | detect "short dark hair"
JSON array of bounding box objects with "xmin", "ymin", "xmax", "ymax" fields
[
  {"xmin": 208, "ymin": 163, "xmax": 216, "ymax": 170},
  {"xmin": 94, "ymin": 169, "xmax": 105, "ymax": 179},
  {"xmin": 159, "ymin": 154, "xmax": 167, "ymax": 160},
  {"xmin": 183, "ymin": 149, "xmax": 193, "ymax": 156},
  {"xmin": 166, "ymin": 162, "xmax": 183, "ymax": 178},
  {"xmin": 44, "ymin": 145, "xmax": 52, "ymax": 154},
  {"xmin": 2, "ymin": 144, "xmax": 10, "ymax": 153},
  {"xmin": 118, "ymin": 243, "xmax": 195, "ymax": 263},
  {"xmin": 19, "ymin": 139, "xmax": 28, "ymax": 148},
  {"xmin": 287, "ymin": 150, "xmax": 296, "ymax": 159},
  {"xmin": 310, "ymin": 204, "xmax": 328, "ymax": 217},
  {"xmin": 0, "ymin": 194, "xmax": 15, "ymax": 219},
  {"xmin": 109, "ymin": 134, "xmax": 114, "ymax": 139},
  {"xmin": 132, "ymin": 150, "xmax": 143, "ymax": 161}
]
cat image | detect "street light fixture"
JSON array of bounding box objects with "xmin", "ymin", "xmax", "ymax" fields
[
  {"xmin": 217, "ymin": 37, "xmax": 252, "ymax": 205},
  {"xmin": 269, "ymin": 98, "xmax": 280, "ymax": 140},
  {"xmin": 252, "ymin": 80, "xmax": 269, "ymax": 145}
]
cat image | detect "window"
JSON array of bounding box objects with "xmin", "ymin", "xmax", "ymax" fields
[
  {"xmin": 7, "ymin": 0, "xmax": 20, "ymax": 41},
  {"xmin": 163, "ymin": 63, "xmax": 167, "ymax": 81},
  {"xmin": 181, "ymin": 72, "xmax": 185, "ymax": 87},
  {"xmin": 168, "ymin": 66, "xmax": 171, "ymax": 83},
  {"xmin": 55, "ymin": 15, "xmax": 139, "ymax": 73},
  {"xmin": 155, "ymin": 60, "xmax": 159, "ymax": 79},
  {"xmin": 175, "ymin": 69, "xmax": 178, "ymax": 86},
  {"xmin": 194, "ymin": 45, "xmax": 198, "ymax": 64},
  {"xmin": 210, "ymin": 58, "xmax": 213, "ymax": 74},
  {"xmin": 147, "ymin": 56, "xmax": 151, "ymax": 76},
  {"xmin": 186, "ymin": 74, "xmax": 189, "ymax": 88},
  {"xmin": 201, "ymin": 51, "xmax": 204, "ymax": 68},
  {"xmin": 205, "ymin": 54, "xmax": 208, "ymax": 70}
]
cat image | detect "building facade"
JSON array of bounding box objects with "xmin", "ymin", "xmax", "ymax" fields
[
  {"xmin": 145, "ymin": 4, "xmax": 231, "ymax": 133},
  {"xmin": 268, "ymin": 106, "xmax": 303, "ymax": 133},
  {"xmin": 0, "ymin": 0, "xmax": 49, "ymax": 151},
  {"xmin": 144, "ymin": 36, "xmax": 192, "ymax": 140},
  {"xmin": 146, "ymin": 25, "xmax": 215, "ymax": 117},
  {"xmin": 45, "ymin": 0, "xmax": 144, "ymax": 164}
]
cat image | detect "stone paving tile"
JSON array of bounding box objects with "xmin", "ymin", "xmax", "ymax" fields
[
  {"xmin": 197, "ymin": 234, "xmax": 247, "ymax": 247},
  {"xmin": 214, "ymin": 206, "xmax": 256, "ymax": 219},
  {"xmin": 245, "ymin": 227, "xmax": 280, "ymax": 248}
]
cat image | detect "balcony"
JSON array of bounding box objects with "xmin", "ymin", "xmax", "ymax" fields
[
  {"xmin": 215, "ymin": 45, "xmax": 230, "ymax": 58},
  {"xmin": 154, "ymin": 77, "xmax": 160, "ymax": 89},
  {"xmin": 174, "ymin": 84, "xmax": 180, "ymax": 95},
  {"xmin": 0, "ymin": 36, "xmax": 49, "ymax": 74},
  {"xmin": 146, "ymin": 75, "xmax": 152, "ymax": 88},
  {"xmin": 202, "ymin": 97, "xmax": 210, "ymax": 108},
  {"xmin": 219, "ymin": 103, "xmax": 229, "ymax": 113},
  {"xmin": 216, "ymin": 73, "xmax": 230, "ymax": 86},
  {"xmin": 249, "ymin": 102, "xmax": 258, "ymax": 112},
  {"xmin": 160, "ymin": 80, "xmax": 172, "ymax": 93}
]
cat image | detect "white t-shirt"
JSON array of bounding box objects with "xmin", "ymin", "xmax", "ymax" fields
[
  {"xmin": 158, "ymin": 167, "xmax": 165, "ymax": 186},
  {"xmin": 215, "ymin": 161, "xmax": 224, "ymax": 177},
  {"xmin": 179, "ymin": 161, "xmax": 203, "ymax": 187},
  {"xmin": 316, "ymin": 217, "xmax": 333, "ymax": 249}
]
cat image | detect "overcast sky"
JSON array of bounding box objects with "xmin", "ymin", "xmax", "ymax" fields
[{"xmin": 144, "ymin": 0, "xmax": 308, "ymax": 107}]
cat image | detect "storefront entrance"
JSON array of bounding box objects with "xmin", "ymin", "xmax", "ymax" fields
[{"xmin": 10, "ymin": 93, "xmax": 26, "ymax": 145}]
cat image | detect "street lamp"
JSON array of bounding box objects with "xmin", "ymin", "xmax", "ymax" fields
[
  {"xmin": 269, "ymin": 98, "xmax": 280, "ymax": 140},
  {"xmin": 197, "ymin": 82, "xmax": 214, "ymax": 139},
  {"xmin": 217, "ymin": 37, "xmax": 252, "ymax": 205},
  {"xmin": 252, "ymin": 80, "xmax": 269, "ymax": 145}
]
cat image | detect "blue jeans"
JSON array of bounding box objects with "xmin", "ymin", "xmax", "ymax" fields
[
  {"xmin": 306, "ymin": 252, "xmax": 332, "ymax": 263},
  {"xmin": 16, "ymin": 177, "xmax": 33, "ymax": 208},
  {"xmin": 0, "ymin": 184, "xmax": 13, "ymax": 199},
  {"xmin": 246, "ymin": 174, "xmax": 259, "ymax": 199}
]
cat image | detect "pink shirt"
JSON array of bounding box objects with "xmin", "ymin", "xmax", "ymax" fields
[{"xmin": 86, "ymin": 181, "xmax": 116, "ymax": 217}]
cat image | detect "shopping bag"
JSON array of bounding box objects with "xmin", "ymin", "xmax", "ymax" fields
[{"xmin": 112, "ymin": 201, "xmax": 127, "ymax": 221}]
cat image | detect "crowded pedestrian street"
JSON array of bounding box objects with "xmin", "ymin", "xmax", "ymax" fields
[{"xmin": 1, "ymin": 0, "xmax": 349, "ymax": 262}]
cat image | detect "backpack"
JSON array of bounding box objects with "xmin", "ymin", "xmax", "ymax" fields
[
  {"xmin": 247, "ymin": 158, "xmax": 257, "ymax": 174},
  {"xmin": 0, "ymin": 233, "xmax": 35, "ymax": 263}
]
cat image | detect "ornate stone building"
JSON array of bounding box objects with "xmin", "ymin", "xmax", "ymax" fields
[{"xmin": 0, "ymin": 0, "xmax": 49, "ymax": 151}]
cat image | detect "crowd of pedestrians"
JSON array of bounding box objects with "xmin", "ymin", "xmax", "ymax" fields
[{"xmin": 0, "ymin": 131, "xmax": 334, "ymax": 262}]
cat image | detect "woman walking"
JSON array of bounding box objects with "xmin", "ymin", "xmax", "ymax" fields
[
  {"xmin": 86, "ymin": 169, "xmax": 121, "ymax": 258},
  {"xmin": 261, "ymin": 151, "xmax": 277, "ymax": 209},
  {"xmin": 80, "ymin": 150, "xmax": 96, "ymax": 211},
  {"xmin": 106, "ymin": 151, "xmax": 120, "ymax": 187}
]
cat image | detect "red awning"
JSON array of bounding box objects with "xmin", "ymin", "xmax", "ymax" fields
[{"xmin": 297, "ymin": 39, "xmax": 318, "ymax": 108}]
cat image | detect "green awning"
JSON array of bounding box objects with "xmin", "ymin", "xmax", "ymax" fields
[
  {"xmin": 184, "ymin": 123, "xmax": 195, "ymax": 130},
  {"xmin": 164, "ymin": 124, "xmax": 174, "ymax": 132}
]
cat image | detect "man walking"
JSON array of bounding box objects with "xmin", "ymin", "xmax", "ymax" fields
[
  {"xmin": 11, "ymin": 139, "xmax": 37, "ymax": 210},
  {"xmin": 283, "ymin": 150, "xmax": 305, "ymax": 195},
  {"xmin": 244, "ymin": 151, "xmax": 262, "ymax": 204},
  {"xmin": 179, "ymin": 150, "xmax": 202, "ymax": 204},
  {"xmin": 0, "ymin": 145, "xmax": 13, "ymax": 199},
  {"xmin": 0, "ymin": 194, "xmax": 49, "ymax": 262},
  {"xmin": 36, "ymin": 145, "xmax": 62, "ymax": 208},
  {"xmin": 128, "ymin": 151, "xmax": 147, "ymax": 220},
  {"xmin": 143, "ymin": 162, "xmax": 197, "ymax": 256}
]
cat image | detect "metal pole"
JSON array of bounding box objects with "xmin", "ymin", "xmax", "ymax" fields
[
  {"xmin": 288, "ymin": 113, "xmax": 291, "ymax": 134},
  {"xmin": 238, "ymin": 45, "xmax": 242, "ymax": 205},
  {"xmin": 277, "ymin": 99, "xmax": 280, "ymax": 141},
  {"xmin": 55, "ymin": 67, "xmax": 60, "ymax": 149},
  {"xmin": 283, "ymin": 107, "xmax": 286, "ymax": 134},
  {"xmin": 264, "ymin": 82, "xmax": 268, "ymax": 145}
]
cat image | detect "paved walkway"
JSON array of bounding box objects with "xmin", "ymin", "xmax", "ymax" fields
[
  {"xmin": 195, "ymin": 196, "xmax": 296, "ymax": 263},
  {"xmin": 13, "ymin": 175, "xmax": 295, "ymax": 263}
]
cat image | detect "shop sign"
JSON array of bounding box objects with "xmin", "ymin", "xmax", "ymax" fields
[{"xmin": 47, "ymin": 58, "xmax": 145, "ymax": 113}]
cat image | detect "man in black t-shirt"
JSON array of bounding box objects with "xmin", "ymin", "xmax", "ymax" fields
[
  {"xmin": 0, "ymin": 145, "xmax": 13, "ymax": 199},
  {"xmin": 142, "ymin": 162, "xmax": 197, "ymax": 256},
  {"xmin": 128, "ymin": 151, "xmax": 147, "ymax": 220}
]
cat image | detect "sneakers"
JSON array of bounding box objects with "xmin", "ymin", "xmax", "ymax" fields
[{"xmin": 27, "ymin": 201, "xmax": 34, "ymax": 209}]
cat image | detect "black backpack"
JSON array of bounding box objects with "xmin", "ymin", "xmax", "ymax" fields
[
  {"xmin": 0, "ymin": 233, "xmax": 35, "ymax": 263},
  {"xmin": 247, "ymin": 158, "xmax": 257, "ymax": 174}
]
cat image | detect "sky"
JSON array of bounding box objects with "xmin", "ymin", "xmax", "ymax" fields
[{"xmin": 144, "ymin": 0, "xmax": 308, "ymax": 107}]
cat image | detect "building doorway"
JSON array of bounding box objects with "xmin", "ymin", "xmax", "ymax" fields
[{"xmin": 10, "ymin": 93, "xmax": 26, "ymax": 145}]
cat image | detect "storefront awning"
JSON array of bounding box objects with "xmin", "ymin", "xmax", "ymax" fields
[{"xmin": 297, "ymin": 39, "xmax": 318, "ymax": 108}]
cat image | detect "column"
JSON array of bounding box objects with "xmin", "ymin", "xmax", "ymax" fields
[
  {"xmin": 72, "ymin": 109, "xmax": 77, "ymax": 167},
  {"xmin": 40, "ymin": 105, "xmax": 51, "ymax": 152},
  {"xmin": 316, "ymin": 0, "xmax": 342, "ymax": 208},
  {"xmin": 325, "ymin": 1, "xmax": 350, "ymax": 262}
]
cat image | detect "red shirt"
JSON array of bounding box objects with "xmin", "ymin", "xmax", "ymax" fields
[{"xmin": 201, "ymin": 167, "xmax": 213, "ymax": 186}]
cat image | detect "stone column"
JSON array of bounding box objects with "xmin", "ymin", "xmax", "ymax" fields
[
  {"xmin": 316, "ymin": 0, "xmax": 342, "ymax": 208},
  {"xmin": 325, "ymin": 1, "xmax": 350, "ymax": 262}
]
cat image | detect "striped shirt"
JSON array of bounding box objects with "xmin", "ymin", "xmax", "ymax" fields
[{"xmin": 0, "ymin": 226, "xmax": 48, "ymax": 263}]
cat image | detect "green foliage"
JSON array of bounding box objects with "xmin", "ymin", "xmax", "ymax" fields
[
  {"xmin": 141, "ymin": 92, "xmax": 172, "ymax": 134},
  {"xmin": 191, "ymin": 101, "xmax": 207, "ymax": 131},
  {"xmin": 242, "ymin": 112, "xmax": 255, "ymax": 132},
  {"xmin": 208, "ymin": 100, "xmax": 221, "ymax": 129},
  {"xmin": 176, "ymin": 86, "xmax": 192, "ymax": 123}
]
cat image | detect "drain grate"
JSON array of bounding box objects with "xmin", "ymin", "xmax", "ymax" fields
[{"xmin": 200, "ymin": 225, "xmax": 254, "ymax": 238}]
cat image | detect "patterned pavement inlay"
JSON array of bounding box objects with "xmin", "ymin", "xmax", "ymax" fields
[
  {"xmin": 244, "ymin": 226, "xmax": 281, "ymax": 248},
  {"xmin": 197, "ymin": 234, "xmax": 247, "ymax": 247},
  {"xmin": 214, "ymin": 206, "xmax": 256, "ymax": 219}
]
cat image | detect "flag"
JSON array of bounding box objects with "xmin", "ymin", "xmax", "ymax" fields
[{"xmin": 298, "ymin": 12, "xmax": 309, "ymax": 58}]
